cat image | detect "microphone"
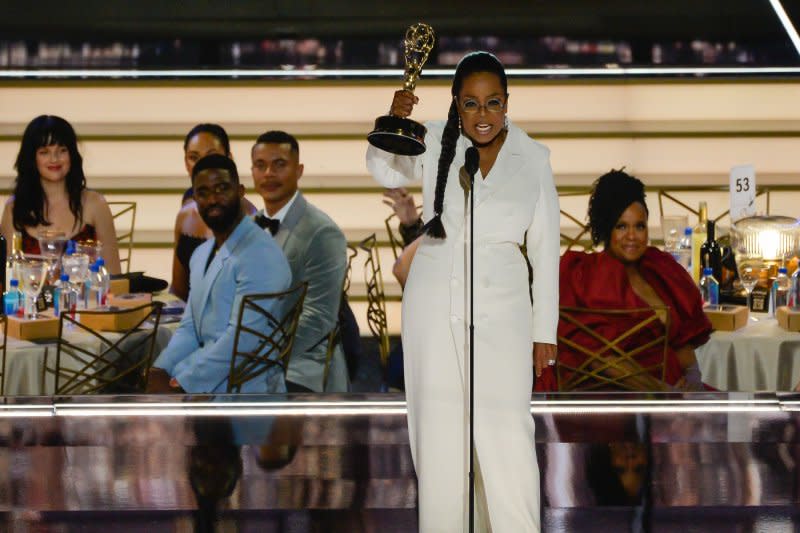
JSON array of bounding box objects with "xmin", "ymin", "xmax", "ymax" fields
[{"xmin": 465, "ymin": 146, "xmax": 480, "ymax": 177}]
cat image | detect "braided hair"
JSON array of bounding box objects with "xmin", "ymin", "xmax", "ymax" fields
[
  {"xmin": 422, "ymin": 51, "xmax": 508, "ymax": 239},
  {"xmin": 587, "ymin": 169, "xmax": 649, "ymax": 246}
]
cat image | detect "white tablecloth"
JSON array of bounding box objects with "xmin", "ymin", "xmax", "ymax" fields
[
  {"xmin": 695, "ymin": 314, "xmax": 800, "ymax": 391},
  {"xmin": 3, "ymin": 321, "xmax": 177, "ymax": 396}
]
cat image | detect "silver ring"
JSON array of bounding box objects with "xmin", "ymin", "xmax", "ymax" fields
[{"xmin": 547, "ymin": 359, "xmax": 556, "ymax": 366}]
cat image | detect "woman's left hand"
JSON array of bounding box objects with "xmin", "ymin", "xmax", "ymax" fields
[{"xmin": 533, "ymin": 342, "xmax": 557, "ymax": 378}]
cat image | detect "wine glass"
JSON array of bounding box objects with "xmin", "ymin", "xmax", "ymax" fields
[
  {"xmin": 736, "ymin": 254, "xmax": 765, "ymax": 320},
  {"xmin": 75, "ymin": 239, "xmax": 103, "ymax": 266},
  {"xmin": 37, "ymin": 230, "xmax": 68, "ymax": 286},
  {"xmin": 19, "ymin": 259, "xmax": 50, "ymax": 319},
  {"xmin": 62, "ymin": 253, "xmax": 91, "ymax": 309}
]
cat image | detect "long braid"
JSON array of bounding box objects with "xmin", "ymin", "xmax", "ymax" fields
[{"xmin": 421, "ymin": 100, "xmax": 460, "ymax": 239}]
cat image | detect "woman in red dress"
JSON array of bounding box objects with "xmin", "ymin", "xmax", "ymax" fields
[
  {"xmin": 1, "ymin": 115, "xmax": 121, "ymax": 274},
  {"xmin": 537, "ymin": 169, "xmax": 712, "ymax": 391}
]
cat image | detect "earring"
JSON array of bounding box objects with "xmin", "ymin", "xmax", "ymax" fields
[
  {"xmin": 504, "ymin": 115, "xmax": 509, "ymax": 130},
  {"xmin": 458, "ymin": 115, "xmax": 463, "ymax": 131}
]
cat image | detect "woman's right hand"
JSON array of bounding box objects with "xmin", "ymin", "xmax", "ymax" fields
[{"xmin": 390, "ymin": 90, "xmax": 418, "ymax": 118}]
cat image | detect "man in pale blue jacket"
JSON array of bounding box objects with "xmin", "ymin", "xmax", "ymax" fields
[{"xmin": 150, "ymin": 154, "xmax": 292, "ymax": 394}]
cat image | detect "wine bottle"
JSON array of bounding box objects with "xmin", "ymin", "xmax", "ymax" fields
[
  {"xmin": 700, "ymin": 219, "xmax": 722, "ymax": 282},
  {"xmin": 691, "ymin": 202, "xmax": 708, "ymax": 283}
]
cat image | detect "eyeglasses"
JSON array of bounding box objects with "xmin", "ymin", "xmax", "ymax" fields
[
  {"xmin": 194, "ymin": 181, "xmax": 234, "ymax": 201},
  {"xmin": 459, "ymin": 97, "xmax": 505, "ymax": 114}
]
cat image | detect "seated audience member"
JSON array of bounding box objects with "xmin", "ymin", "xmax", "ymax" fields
[
  {"xmin": 171, "ymin": 124, "xmax": 257, "ymax": 301},
  {"xmin": 149, "ymin": 154, "xmax": 291, "ymax": 394},
  {"xmin": 1, "ymin": 115, "xmax": 121, "ymax": 273},
  {"xmin": 536, "ymin": 169, "xmax": 712, "ymax": 391},
  {"xmin": 250, "ymin": 131, "xmax": 349, "ymax": 392}
]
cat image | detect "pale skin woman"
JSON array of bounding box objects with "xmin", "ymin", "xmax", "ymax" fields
[
  {"xmin": 390, "ymin": 70, "xmax": 557, "ymax": 379},
  {"xmin": 170, "ymin": 130, "xmax": 256, "ymax": 301},
  {"xmin": 1, "ymin": 143, "xmax": 122, "ymax": 274}
]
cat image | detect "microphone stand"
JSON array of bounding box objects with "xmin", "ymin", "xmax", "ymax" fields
[{"xmin": 464, "ymin": 147, "xmax": 479, "ymax": 533}]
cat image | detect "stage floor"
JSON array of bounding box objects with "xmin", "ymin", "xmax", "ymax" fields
[{"xmin": 1, "ymin": 392, "xmax": 799, "ymax": 532}]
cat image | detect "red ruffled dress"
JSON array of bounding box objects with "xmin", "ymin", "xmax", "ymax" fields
[{"xmin": 536, "ymin": 247, "xmax": 712, "ymax": 391}]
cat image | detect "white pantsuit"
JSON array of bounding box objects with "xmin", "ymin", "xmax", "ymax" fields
[{"xmin": 367, "ymin": 121, "xmax": 560, "ymax": 532}]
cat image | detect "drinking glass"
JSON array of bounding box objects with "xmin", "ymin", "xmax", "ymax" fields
[
  {"xmin": 736, "ymin": 254, "xmax": 765, "ymax": 320},
  {"xmin": 75, "ymin": 240, "xmax": 103, "ymax": 265},
  {"xmin": 661, "ymin": 215, "xmax": 688, "ymax": 251},
  {"xmin": 19, "ymin": 259, "xmax": 50, "ymax": 319},
  {"xmin": 37, "ymin": 230, "xmax": 68, "ymax": 284}
]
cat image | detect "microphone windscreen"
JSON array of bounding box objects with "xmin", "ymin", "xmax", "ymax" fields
[{"xmin": 465, "ymin": 146, "xmax": 480, "ymax": 176}]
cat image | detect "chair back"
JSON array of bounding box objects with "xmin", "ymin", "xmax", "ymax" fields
[
  {"xmin": 108, "ymin": 201, "xmax": 137, "ymax": 273},
  {"xmin": 322, "ymin": 245, "xmax": 358, "ymax": 389},
  {"xmin": 0, "ymin": 316, "xmax": 8, "ymax": 396},
  {"xmin": 228, "ymin": 283, "xmax": 308, "ymax": 393},
  {"xmin": 50, "ymin": 302, "xmax": 164, "ymax": 395},
  {"xmin": 359, "ymin": 234, "xmax": 390, "ymax": 366},
  {"xmin": 556, "ymin": 305, "xmax": 671, "ymax": 392}
]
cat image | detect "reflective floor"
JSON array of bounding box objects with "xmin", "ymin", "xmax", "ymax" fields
[{"xmin": 1, "ymin": 393, "xmax": 800, "ymax": 532}]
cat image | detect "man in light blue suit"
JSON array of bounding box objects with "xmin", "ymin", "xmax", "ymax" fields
[{"xmin": 150, "ymin": 154, "xmax": 292, "ymax": 394}]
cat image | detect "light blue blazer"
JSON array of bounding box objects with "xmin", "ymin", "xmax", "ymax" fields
[{"xmin": 154, "ymin": 216, "xmax": 292, "ymax": 393}]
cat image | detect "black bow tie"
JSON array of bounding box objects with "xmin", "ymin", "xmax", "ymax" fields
[{"xmin": 255, "ymin": 214, "xmax": 280, "ymax": 236}]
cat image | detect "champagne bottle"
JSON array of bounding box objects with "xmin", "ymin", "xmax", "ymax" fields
[
  {"xmin": 700, "ymin": 220, "xmax": 722, "ymax": 281},
  {"xmin": 691, "ymin": 202, "xmax": 708, "ymax": 283}
]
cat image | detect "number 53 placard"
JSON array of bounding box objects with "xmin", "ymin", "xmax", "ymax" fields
[{"xmin": 730, "ymin": 164, "xmax": 756, "ymax": 222}]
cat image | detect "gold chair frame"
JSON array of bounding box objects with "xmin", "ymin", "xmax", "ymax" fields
[
  {"xmin": 556, "ymin": 305, "xmax": 670, "ymax": 392},
  {"xmin": 322, "ymin": 245, "xmax": 358, "ymax": 389},
  {"xmin": 49, "ymin": 302, "xmax": 164, "ymax": 395},
  {"xmin": 228, "ymin": 283, "xmax": 308, "ymax": 393},
  {"xmin": 0, "ymin": 316, "xmax": 8, "ymax": 396},
  {"xmin": 108, "ymin": 201, "xmax": 137, "ymax": 273},
  {"xmin": 359, "ymin": 233, "xmax": 390, "ymax": 367}
]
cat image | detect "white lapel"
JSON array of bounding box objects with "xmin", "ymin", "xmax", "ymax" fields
[{"xmin": 474, "ymin": 125, "xmax": 524, "ymax": 209}]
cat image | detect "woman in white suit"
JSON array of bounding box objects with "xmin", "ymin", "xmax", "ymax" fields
[{"xmin": 366, "ymin": 52, "xmax": 560, "ymax": 532}]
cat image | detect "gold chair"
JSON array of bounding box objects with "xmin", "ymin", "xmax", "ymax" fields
[
  {"xmin": 49, "ymin": 302, "xmax": 164, "ymax": 395},
  {"xmin": 322, "ymin": 245, "xmax": 358, "ymax": 389},
  {"xmin": 0, "ymin": 315, "xmax": 8, "ymax": 396},
  {"xmin": 359, "ymin": 234, "xmax": 390, "ymax": 367},
  {"xmin": 385, "ymin": 205, "xmax": 424, "ymax": 261},
  {"xmin": 556, "ymin": 305, "xmax": 671, "ymax": 392},
  {"xmin": 228, "ymin": 283, "xmax": 308, "ymax": 393},
  {"xmin": 108, "ymin": 201, "xmax": 137, "ymax": 273}
]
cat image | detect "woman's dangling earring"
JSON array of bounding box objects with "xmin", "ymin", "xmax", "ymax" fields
[
  {"xmin": 504, "ymin": 115, "xmax": 509, "ymax": 130},
  {"xmin": 458, "ymin": 114, "xmax": 463, "ymax": 132}
]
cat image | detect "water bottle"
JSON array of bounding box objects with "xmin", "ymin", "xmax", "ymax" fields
[
  {"xmin": 54, "ymin": 274, "xmax": 79, "ymax": 318},
  {"xmin": 672, "ymin": 227, "xmax": 692, "ymax": 272},
  {"xmin": 94, "ymin": 258, "xmax": 110, "ymax": 306},
  {"xmin": 699, "ymin": 267, "xmax": 719, "ymax": 306},
  {"xmin": 790, "ymin": 268, "xmax": 800, "ymax": 308},
  {"xmin": 4, "ymin": 279, "xmax": 21, "ymax": 316},
  {"xmin": 772, "ymin": 267, "xmax": 791, "ymax": 312}
]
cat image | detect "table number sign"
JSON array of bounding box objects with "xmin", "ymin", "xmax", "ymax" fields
[{"xmin": 729, "ymin": 164, "xmax": 756, "ymax": 222}]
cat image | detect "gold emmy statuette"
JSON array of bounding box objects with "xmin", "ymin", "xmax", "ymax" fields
[{"xmin": 367, "ymin": 23, "xmax": 435, "ymax": 156}]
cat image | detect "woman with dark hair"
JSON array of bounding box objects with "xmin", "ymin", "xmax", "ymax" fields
[
  {"xmin": 367, "ymin": 51, "xmax": 559, "ymax": 531},
  {"xmin": 536, "ymin": 169, "xmax": 712, "ymax": 391},
  {"xmin": 1, "ymin": 115, "xmax": 121, "ymax": 274},
  {"xmin": 170, "ymin": 124, "xmax": 256, "ymax": 301}
]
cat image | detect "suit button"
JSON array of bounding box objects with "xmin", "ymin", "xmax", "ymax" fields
[
  {"xmin": 450, "ymin": 315, "xmax": 458, "ymax": 324},
  {"xmin": 199, "ymin": 342, "xmax": 205, "ymax": 348}
]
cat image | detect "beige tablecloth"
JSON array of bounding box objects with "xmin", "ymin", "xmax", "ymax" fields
[
  {"xmin": 3, "ymin": 321, "xmax": 176, "ymax": 396},
  {"xmin": 695, "ymin": 314, "xmax": 800, "ymax": 391}
]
